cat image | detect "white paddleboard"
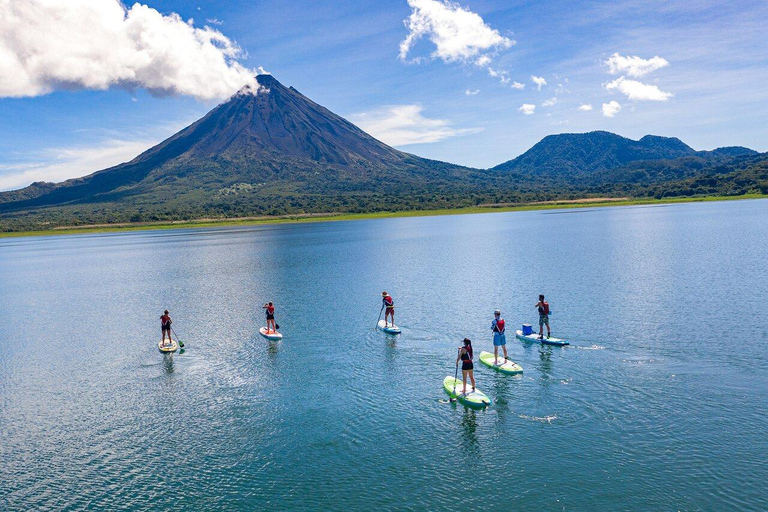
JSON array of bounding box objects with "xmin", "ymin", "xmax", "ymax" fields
[
  {"xmin": 515, "ymin": 330, "xmax": 569, "ymax": 346},
  {"xmin": 377, "ymin": 320, "xmax": 401, "ymax": 334},
  {"xmin": 158, "ymin": 340, "xmax": 178, "ymax": 353},
  {"xmin": 259, "ymin": 327, "xmax": 283, "ymax": 341}
]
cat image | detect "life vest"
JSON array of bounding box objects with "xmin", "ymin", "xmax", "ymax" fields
[
  {"xmin": 493, "ymin": 319, "xmax": 506, "ymax": 333},
  {"xmin": 538, "ymin": 302, "xmax": 550, "ymax": 315},
  {"xmin": 461, "ymin": 346, "xmax": 473, "ymax": 361},
  {"xmin": 266, "ymin": 306, "xmax": 275, "ymax": 315},
  {"xmin": 161, "ymin": 315, "xmax": 171, "ymax": 327},
  {"xmin": 383, "ymin": 296, "xmax": 394, "ymax": 308}
]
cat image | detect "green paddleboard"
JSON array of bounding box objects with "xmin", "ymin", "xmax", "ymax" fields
[
  {"xmin": 478, "ymin": 351, "xmax": 523, "ymax": 375},
  {"xmin": 443, "ymin": 376, "xmax": 491, "ymax": 408}
]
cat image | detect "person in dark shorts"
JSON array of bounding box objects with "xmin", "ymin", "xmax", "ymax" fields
[
  {"xmin": 535, "ymin": 294, "xmax": 551, "ymax": 339},
  {"xmin": 382, "ymin": 292, "xmax": 395, "ymax": 327},
  {"xmin": 263, "ymin": 302, "xmax": 276, "ymax": 333},
  {"xmin": 456, "ymin": 338, "xmax": 475, "ymax": 395},
  {"xmin": 160, "ymin": 310, "xmax": 172, "ymax": 346}
]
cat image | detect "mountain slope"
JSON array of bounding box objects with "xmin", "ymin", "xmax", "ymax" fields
[
  {"xmin": 0, "ymin": 75, "xmax": 478, "ymax": 214},
  {"xmin": 491, "ymin": 131, "xmax": 756, "ymax": 180}
]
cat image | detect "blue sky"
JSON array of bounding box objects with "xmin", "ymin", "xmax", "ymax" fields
[{"xmin": 1, "ymin": 0, "xmax": 766, "ymax": 190}]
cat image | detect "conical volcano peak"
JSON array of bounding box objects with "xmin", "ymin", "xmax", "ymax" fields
[{"xmin": 255, "ymin": 74, "xmax": 281, "ymax": 87}]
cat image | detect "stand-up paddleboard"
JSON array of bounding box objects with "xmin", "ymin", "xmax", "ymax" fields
[
  {"xmin": 259, "ymin": 327, "xmax": 283, "ymax": 341},
  {"xmin": 479, "ymin": 351, "xmax": 523, "ymax": 375},
  {"xmin": 158, "ymin": 340, "xmax": 178, "ymax": 353},
  {"xmin": 516, "ymin": 330, "xmax": 569, "ymax": 346},
  {"xmin": 443, "ymin": 377, "xmax": 491, "ymax": 408},
  {"xmin": 377, "ymin": 320, "xmax": 401, "ymax": 334}
]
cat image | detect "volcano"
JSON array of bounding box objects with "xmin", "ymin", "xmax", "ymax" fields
[{"xmin": 0, "ymin": 75, "xmax": 478, "ymax": 223}]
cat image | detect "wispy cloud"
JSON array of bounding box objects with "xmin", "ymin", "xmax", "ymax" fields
[
  {"xmin": 542, "ymin": 97, "xmax": 557, "ymax": 107},
  {"xmin": 601, "ymin": 100, "xmax": 621, "ymax": 118},
  {"xmin": 605, "ymin": 53, "xmax": 669, "ymax": 77},
  {"xmin": 465, "ymin": 89, "xmax": 480, "ymax": 96},
  {"xmin": 606, "ymin": 76, "xmax": 673, "ymax": 101},
  {"xmin": 531, "ymin": 76, "xmax": 547, "ymax": 90},
  {"xmin": 578, "ymin": 104, "xmax": 593, "ymax": 111},
  {"xmin": 350, "ymin": 104, "xmax": 482, "ymax": 146},
  {"xmin": 519, "ymin": 103, "xmax": 536, "ymax": 115},
  {"xmin": 206, "ymin": 18, "xmax": 223, "ymax": 26},
  {"xmin": 511, "ymin": 81, "xmax": 525, "ymax": 90},
  {"xmin": 0, "ymin": 0, "xmax": 257, "ymax": 100},
  {"xmin": 0, "ymin": 138, "xmax": 158, "ymax": 191}
]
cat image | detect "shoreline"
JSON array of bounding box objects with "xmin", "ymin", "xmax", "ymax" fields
[{"xmin": 0, "ymin": 193, "xmax": 764, "ymax": 239}]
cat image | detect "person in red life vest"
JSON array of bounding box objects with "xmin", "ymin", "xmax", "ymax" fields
[
  {"xmin": 382, "ymin": 291, "xmax": 395, "ymax": 328},
  {"xmin": 160, "ymin": 310, "xmax": 172, "ymax": 347},
  {"xmin": 491, "ymin": 309, "xmax": 507, "ymax": 365},
  {"xmin": 263, "ymin": 302, "xmax": 277, "ymax": 333},
  {"xmin": 456, "ymin": 338, "xmax": 475, "ymax": 395},
  {"xmin": 535, "ymin": 294, "xmax": 551, "ymax": 339}
]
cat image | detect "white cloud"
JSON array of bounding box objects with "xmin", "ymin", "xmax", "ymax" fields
[
  {"xmin": 465, "ymin": 89, "xmax": 480, "ymax": 96},
  {"xmin": 601, "ymin": 101, "xmax": 621, "ymax": 118},
  {"xmin": 350, "ymin": 104, "xmax": 482, "ymax": 146},
  {"xmin": 578, "ymin": 104, "xmax": 593, "ymax": 111},
  {"xmin": 531, "ymin": 76, "xmax": 547, "ymax": 90},
  {"xmin": 0, "ymin": 0, "xmax": 257, "ymax": 100},
  {"xmin": 0, "ymin": 138, "xmax": 159, "ymax": 191},
  {"xmin": 518, "ymin": 103, "xmax": 535, "ymax": 115},
  {"xmin": 605, "ymin": 76, "xmax": 673, "ymax": 101},
  {"xmin": 542, "ymin": 97, "xmax": 557, "ymax": 107},
  {"xmin": 400, "ymin": 0, "xmax": 514, "ymax": 65},
  {"xmin": 206, "ymin": 18, "xmax": 223, "ymax": 26},
  {"xmin": 511, "ymin": 81, "xmax": 525, "ymax": 90},
  {"xmin": 605, "ymin": 53, "xmax": 669, "ymax": 77}
]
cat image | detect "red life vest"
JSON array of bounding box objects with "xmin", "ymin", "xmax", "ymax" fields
[
  {"xmin": 161, "ymin": 315, "xmax": 171, "ymax": 327},
  {"xmin": 267, "ymin": 306, "xmax": 275, "ymax": 315},
  {"xmin": 384, "ymin": 296, "xmax": 394, "ymax": 308},
  {"xmin": 494, "ymin": 319, "xmax": 505, "ymax": 333},
  {"xmin": 539, "ymin": 302, "xmax": 550, "ymax": 315}
]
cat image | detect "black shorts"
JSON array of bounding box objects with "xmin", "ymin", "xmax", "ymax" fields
[
  {"xmin": 266, "ymin": 314, "xmax": 274, "ymax": 320},
  {"xmin": 162, "ymin": 325, "xmax": 171, "ymax": 331},
  {"xmin": 462, "ymin": 362, "xmax": 473, "ymax": 371}
]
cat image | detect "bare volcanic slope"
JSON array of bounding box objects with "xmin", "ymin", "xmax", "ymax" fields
[{"xmin": 0, "ymin": 75, "xmax": 481, "ymax": 224}]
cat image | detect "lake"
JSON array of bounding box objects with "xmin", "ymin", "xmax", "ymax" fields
[{"xmin": 1, "ymin": 199, "xmax": 767, "ymax": 511}]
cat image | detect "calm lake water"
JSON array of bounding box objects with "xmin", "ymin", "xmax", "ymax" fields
[{"xmin": 1, "ymin": 199, "xmax": 767, "ymax": 511}]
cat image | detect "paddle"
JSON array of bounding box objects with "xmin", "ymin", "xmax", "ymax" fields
[
  {"xmin": 171, "ymin": 327, "xmax": 185, "ymax": 348},
  {"xmin": 450, "ymin": 348, "xmax": 460, "ymax": 402},
  {"xmin": 376, "ymin": 305, "xmax": 384, "ymax": 329}
]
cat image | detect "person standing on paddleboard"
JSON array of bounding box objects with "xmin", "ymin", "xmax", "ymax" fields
[
  {"xmin": 160, "ymin": 310, "xmax": 172, "ymax": 347},
  {"xmin": 491, "ymin": 309, "xmax": 508, "ymax": 365},
  {"xmin": 456, "ymin": 338, "xmax": 475, "ymax": 395},
  {"xmin": 263, "ymin": 302, "xmax": 277, "ymax": 333},
  {"xmin": 382, "ymin": 292, "xmax": 395, "ymax": 328},
  {"xmin": 536, "ymin": 294, "xmax": 551, "ymax": 339}
]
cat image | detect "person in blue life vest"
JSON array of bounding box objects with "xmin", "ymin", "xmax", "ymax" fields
[
  {"xmin": 263, "ymin": 302, "xmax": 277, "ymax": 333},
  {"xmin": 160, "ymin": 310, "xmax": 172, "ymax": 346},
  {"xmin": 456, "ymin": 338, "xmax": 475, "ymax": 395},
  {"xmin": 491, "ymin": 309, "xmax": 507, "ymax": 365},
  {"xmin": 382, "ymin": 291, "xmax": 395, "ymax": 327},
  {"xmin": 535, "ymin": 294, "xmax": 551, "ymax": 339}
]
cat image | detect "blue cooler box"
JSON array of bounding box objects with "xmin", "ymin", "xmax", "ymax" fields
[{"xmin": 522, "ymin": 324, "xmax": 533, "ymax": 335}]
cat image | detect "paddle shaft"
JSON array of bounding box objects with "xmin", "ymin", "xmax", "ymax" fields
[
  {"xmin": 171, "ymin": 327, "xmax": 184, "ymax": 348},
  {"xmin": 450, "ymin": 348, "xmax": 460, "ymax": 402},
  {"xmin": 377, "ymin": 305, "xmax": 384, "ymax": 329}
]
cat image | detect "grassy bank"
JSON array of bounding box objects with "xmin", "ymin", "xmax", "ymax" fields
[{"xmin": 0, "ymin": 194, "xmax": 764, "ymax": 239}]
